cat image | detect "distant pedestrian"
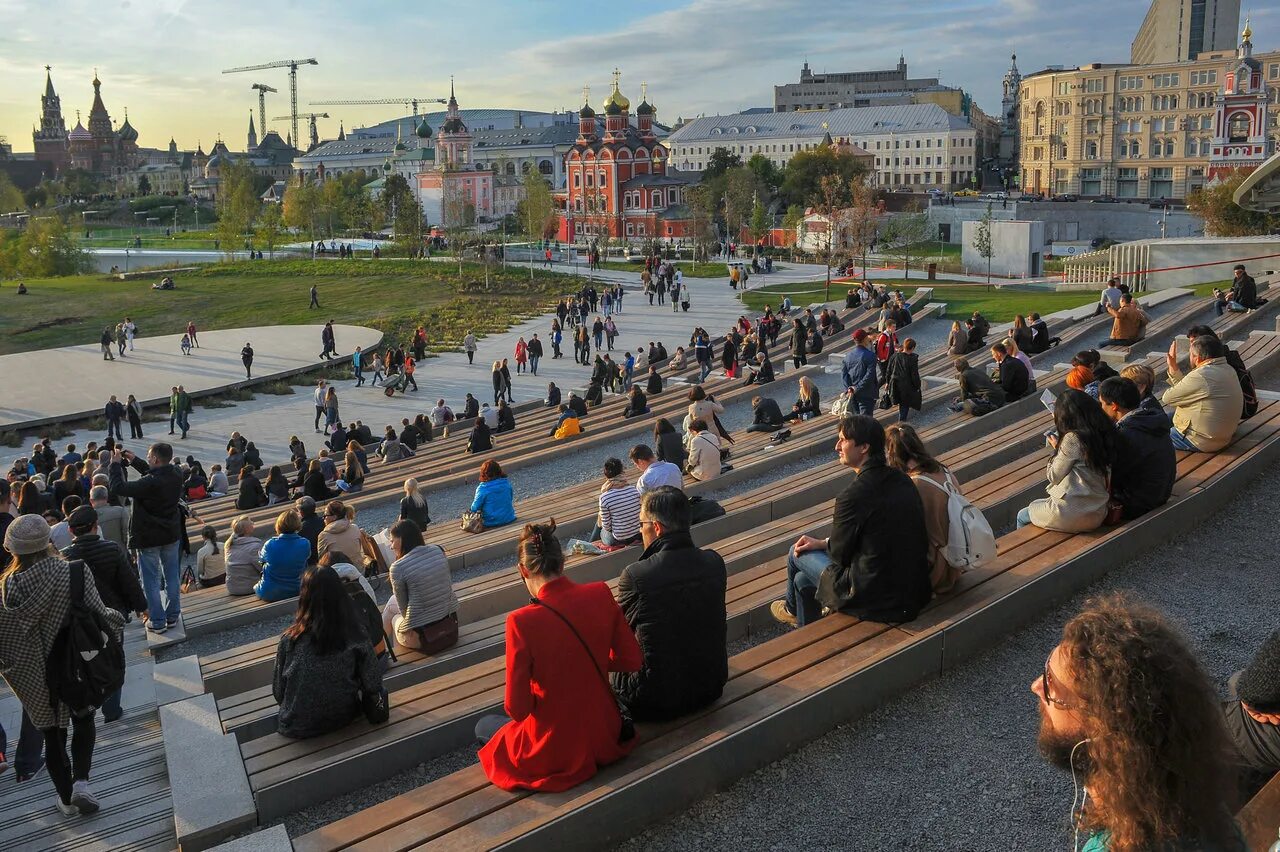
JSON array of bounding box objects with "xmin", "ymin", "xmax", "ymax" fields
[
  {"xmin": 309, "ymin": 285, "xmax": 319, "ymax": 309},
  {"xmin": 126, "ymin": 394, "xmax": 144, "ymax": 439},
  {"xmin": 353, "ymin": 347, "xmax": 365, "ymax": 387},
  {"xmin": 180, "ymin": 334, "xmax": 192, "ymax": 355},
  {"xmin": 369, "ymin": 353, "xmax": 384, "ymax": 387},
  {"xmin": 313, "ymin": 380, "xmax": 327, "ymax": 434},
  {"xmin": 241, "ymin": 343, "xmax": 254, "ymax": 379},
  {"xmin": 402, "ymin": 356, "xmax": 419, "ymax": 392},
  {"xmin": 528, "ymin": 333, "xmax": 543, "ymax": 376},
  {"xmin": 463, "ymin": 332, "xmax": 478, "ymax": 366},
  {"xmin": 100, "ymin": 327, "xmax": 115, "ymax": 361},
  {"xmin": 103, "ymin": 395, "xmax": 125, "ymax": 441},
  {"xmin": 186, "ymin": 321, "xmax": 199, "ymax": 348},
  {"xmin": 123, "ymin": 317, "xmax": 136, "ymax": 351},
  {"xmin": 320, "ymin": 321, "xmax": 337, "ymax": 360},
  {"xmin": 115, "ymin": 324, "xmax": 127, "ymax": 357}
]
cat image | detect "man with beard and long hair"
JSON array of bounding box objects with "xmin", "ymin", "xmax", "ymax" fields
[{"xmin": 1032, "ymin": 594, "xmax": 1245, "ymax": 852}]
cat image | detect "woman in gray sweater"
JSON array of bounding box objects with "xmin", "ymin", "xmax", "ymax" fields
[
  {"xmin": 223, "ymin": 515, "xmax": 264, "ymax": 596},
  {"xmin": 272, "ymin": 565, "xmax": 384, "ymax": 739},
  {"xmin": 380, "ymin": 520, "xmax": 458, "ymax": 653}
]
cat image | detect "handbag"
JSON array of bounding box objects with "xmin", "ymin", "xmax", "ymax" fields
[
  {"xmin": 460, "ymin": 511, "xmax": 485, "ymax": 534},
  {"xmin": 877, "ymin": 391, "xmax": 892, "ymax": 411},
  {"xmin": 186, "ymin": 484, "xmax": 207, "ymax": 500},
  {"xmin": 361, "ymin": 686, "xmax": 389, "ymax": 724},
  {"xmin": 533, "ymin": 598, "xmax": 635, "ymax": 744},
  {"xmin": 359, "ymin": 530, "xmax": 387, "ymax": 577}
]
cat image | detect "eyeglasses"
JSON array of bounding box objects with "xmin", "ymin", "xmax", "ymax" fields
[
  {"xmin": 1042, "ymin": 658, "xmax": 1073, "ymax": 710},
  {"xmin": 639, "ymin": 519, "xmax": 655, "ymax": 528}
]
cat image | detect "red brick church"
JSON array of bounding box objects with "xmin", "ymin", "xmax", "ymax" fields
[{"xmin": 557, "ymin": 73, "xmax": 696, "ymax": 244}]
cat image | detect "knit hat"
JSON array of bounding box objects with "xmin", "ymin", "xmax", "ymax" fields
[
  {"xmin": 4, "ymin": 514, "xmax": 51, "ymax": 556},
  {"xmin": 1237, "ymin": 630, "xmax": 1280, "ymax": 713}
]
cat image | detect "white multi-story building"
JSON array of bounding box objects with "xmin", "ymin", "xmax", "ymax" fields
[{"xmin": 665, "ymin": 103, "xmax": 981, "ymax": 190}]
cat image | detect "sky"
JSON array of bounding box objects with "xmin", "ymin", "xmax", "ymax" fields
[{"xmin": 0, "ymin": 0, "xmax": 1273, "ymax": 154}]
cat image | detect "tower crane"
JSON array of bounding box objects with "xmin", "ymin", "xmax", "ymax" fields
[
  {"xmin": 272, "ymin": 112, "xmax": 329, "ymax": 150},
  {"xmin": 310, "ymin": 97, "xmax": 447, "ymax": 116},
  {"xmin": 223, "ymin": 58, "xmax": 318, "ymax": 151},
  {"xmin": 249, "ymin": 83, "xmax": 277, "ymax": 134}
]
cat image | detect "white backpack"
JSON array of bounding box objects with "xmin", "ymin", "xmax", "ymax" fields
[{"xmin": 917, "ymin": 471, "xmax": 996, "ymax": 570}]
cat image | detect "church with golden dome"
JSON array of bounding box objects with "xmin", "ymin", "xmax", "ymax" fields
[
  {"xmin": 33, "ymin": 69, "xmax": 140, "ymax": 180},
  {"xmin": 558, "ymin": 71, "xmax": 695, "ymax": 243}
]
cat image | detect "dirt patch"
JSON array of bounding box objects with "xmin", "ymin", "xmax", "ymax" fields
[{"xmin": 15, "ymin": 316, "xmax": 82, "ymax": 335}]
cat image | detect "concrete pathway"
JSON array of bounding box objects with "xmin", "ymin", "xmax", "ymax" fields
[{"xmin": 0, "ymin": 325, "xmax": 382, "ymax": 432}]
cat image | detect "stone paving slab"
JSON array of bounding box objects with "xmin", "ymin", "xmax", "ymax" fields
[{"xmin": 0, "ymin": 324, "xmax": 382, "ymax": 431}]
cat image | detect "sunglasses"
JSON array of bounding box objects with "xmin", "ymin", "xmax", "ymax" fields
[{"xmin": 1042, "ymin": 658, "xmax": 1073, "ymax": 710}]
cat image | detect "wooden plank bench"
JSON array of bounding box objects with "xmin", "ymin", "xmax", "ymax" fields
[
  {"xmin": 1239, "ymin": 770, "xmax": 1280, "ymax": 852},
  {"xmin": 1101, "ymin": 292, "xmax": 1207, "ymax": 360},
  {"xmin": 288, "ymin": 401, "xmax": 1280, "ymax": 851}
]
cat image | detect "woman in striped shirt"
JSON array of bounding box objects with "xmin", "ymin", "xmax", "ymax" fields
[{"xmin": 590, "ymin": 458, "xmax": 641, "ymax": 547}]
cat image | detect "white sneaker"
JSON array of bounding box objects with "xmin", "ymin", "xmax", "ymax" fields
[
  {"xmin": 55, "ymin": 797, "xmax": 78, "ymax": 817},
  {"xmin": 71, "ymin": 780, "xmax": 100, "ymax": 814}
]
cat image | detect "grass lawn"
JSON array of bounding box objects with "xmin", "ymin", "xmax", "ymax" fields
[
  {"xmin": 0, "ymin": 259, "xmax": 579, "ymax": 357},
  {"xmin": 594, "ymin": 260, "xmax": 738, "ymax": 278},
  {"xmin": 743, "ymin": 278, "xmax": 1097, "ymax": 322}
]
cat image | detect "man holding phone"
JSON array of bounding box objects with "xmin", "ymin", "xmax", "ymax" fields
[{"xmin": 108, "ymin": 443, "xmax": 184, "ymax": 633}]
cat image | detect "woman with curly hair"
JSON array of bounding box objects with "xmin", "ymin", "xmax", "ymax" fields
[{"xmin": 1032, "ymin": 594, "xmax": 1244, "ymax": 852}]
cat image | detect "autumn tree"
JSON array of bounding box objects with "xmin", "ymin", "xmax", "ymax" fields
[
  {"xmin": 214, "ymin": 159, "xmax": 260, "ymax": 257},
  {"xmin": 283, "ymin": 179, "xmax": 321, "ymax": 239},
  {"xmin": 780, "ymin": 146, "xmax": 868, "ymax": 207},
  {"xmin": 845, "ymin": 177, "xmax": 881, "ymax": 279},
  {"xmin": 973, "ymin": 203, "xmax": 996, "ymax": 288},
  {"xmin": 1187, "ymin": 170, "xmax": 1278, "ymax": 236},
  {"xmin": 811, "ymin": 173, "xmax": 853, "ymax": 301},
  {"xmin": 880, "ymin": 204, "xmax": 932, "ymax": 279},
  {"xmin": 254, "ymin": 203, "xmax": 283, "ymax": 258}
]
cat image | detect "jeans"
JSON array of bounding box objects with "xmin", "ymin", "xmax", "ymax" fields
[
  {"xmin": 785, "ymin": 549, "xmax": 834, "ymax": 626},
  {"xmin": 530, "ymin": 356, "xmax": 539, "ymax": 375},
  {"xmin": 176, "ymin": 410, "xmax": 190, "ymax": 435},
  {"xmin": 1170, "ymin": 427, "xmax": 1200, "ymax": 451},
  {"xmin": 475, "ymin": 713, "xmax": 511, "ymax": 744},
  {"xmin": 106, "ymin": 418, "xmax": 122, "ymax": 440},
  {"xmin": 1016, "ymin": 507, "xmax": 1033, "ymax": 528},
  {"xmin": 589, "ymin": 525, "xmax": 638, "ymax": 547},
  {"xmin": 699, "ymin": 361, "xmax": 712, "ymax": 382},
  {"xmin": 897, "ymin": 404, "xmax": 911, "ymax": 422},
  {"xmin": 850, "ymin": 396, "xmax": 875, "ymax": 416},
  {"xmin": 5, "ymin": 712, "xmax": 45, "ymax": 775},
  {"xmin": 355, "ymin": 366, "xmax": 364, "ymax": 386},
  {"xmin": 1216, "ymin": 300, "xmax": 1246, "ymax": 316},
  {"xmin": 101, "ymin": 687, "xmax": 123, "ymax": 721},
  {"xmin": 404, "ymin": 373, "xmax": 418, "ymax": 391},
  {"xmin": 138, "ymin": 540, "xmax": 182, "ymax": 627},
  {"xmin": 43, "ymin": 713, "xmax": 96, "ymax": 805},
  {"xmin": 314, "ymin": 405, "xmax": 324, "ymax": 431}
]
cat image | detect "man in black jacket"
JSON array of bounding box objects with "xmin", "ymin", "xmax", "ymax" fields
[
  {"xmin": 747, "ymin": 395, "xmax": 784, "ymax": 433},
  {"xmin": 613, "ymin": 488, "xmax": 727, "ymax": 721},
  {"xmin": 108, "ymin": 442, "xmax": 183, "ymax": 633},
  {"xmin": 1099, "ymin": 377, "xmax": 1175, "ymax": 519},
  {"xmin": 295, "ymin": 496, "xmax": 324, "ymax": 565},
  {"xmin": 544, "ymin": 382, "xmax": 561, "ymax": 407},
  {"xmin": 63, "ymin": 506, "xmax": 146, "ymax": 721},
  {"xmin": 567, "ymin": 391, "xmax": 588, "ymax": 417},
  {"xmin": 990, "ymin": 343, "xmax": 1030, "ymax": 402},
  {"xmin": 772, "ymin": 415, "xmax": 931, "ymax": 627},
  {"xmin": 103, "ymin": 395, "xmax": 126, "ymax": 441},
  {"xmin": 397, "ymin": 419, "xmax": 419, "ymax": 452},
  {"xmin": 1220, "ymin": 263, "xmax": 1259, "ymax": 315}
]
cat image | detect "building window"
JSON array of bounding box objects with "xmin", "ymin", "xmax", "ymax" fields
[
  {"xmin": 652, "ymin": 191, "xmax": 664, "ymax": 207},
  {"xmin": 573, "ymin": 172, "xmax": 580, "ymax": 188},
  {"xmin": 539, "ymin": 160, "xmax": 552, "ymax": 175},
  {"xmin": 1153, "ymin": 73, "xmax": 1180, "ymax": 88},
  {"xmin": 626, "ymin": 223, "xmax": 634, "ymax": 236},
  {"xmin": 1229, "ymin": 113, "xmax": 1250, "ymax": 142},
  {"xmin": 585, "ymin": 172, "xmax": 593, "ymax": 187},
  {"xmin": 1086, "ymin": 141, "xmax": 1099, "ymax": 159}
]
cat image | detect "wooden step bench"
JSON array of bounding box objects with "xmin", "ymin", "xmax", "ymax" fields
[
  {"xmin": 1100, "ymin": 292, "xmax": 1206, "ymax": 361},
  {"xmin": 1238, "ymin": 770, "xmax": 1279, "ymax": 852},
  {"xmin": 287, "ymin": 399, "xmax": 1280, "ymax": 852}
]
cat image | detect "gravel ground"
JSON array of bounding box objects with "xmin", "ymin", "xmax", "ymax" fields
[{"xmin": 619, "ymin": 456, "xmax": 1280, "ymax": 852}]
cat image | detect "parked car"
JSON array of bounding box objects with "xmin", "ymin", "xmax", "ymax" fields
[
  {"xmin": 1090, "ymin": 195, "xmax": 1118, "ymax": 203},
  {"xmin": 1051, "ymin": 193, "xmax": 1079, "ymax": 202},
  {"xmin": 981, "ymin": 191, "xmax": 1009, "ymax": 200}
]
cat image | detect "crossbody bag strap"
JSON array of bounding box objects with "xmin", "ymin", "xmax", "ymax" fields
[{"xmin": 532, "ymin": 598, "xmax": 616, "ymax": 702}]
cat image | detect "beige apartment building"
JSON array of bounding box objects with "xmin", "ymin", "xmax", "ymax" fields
[{"xmin": 1018, "ymin": 35, "xmax": 1279, "ymax": 199}]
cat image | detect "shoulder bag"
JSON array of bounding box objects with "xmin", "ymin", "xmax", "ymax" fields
[
  {"xmin": 460, "ymin": 511, "xmax": 485, "ymax": 534},
  {"xmin": 533, "ymin": 598, "xmax": 635, "ymax": 743}
]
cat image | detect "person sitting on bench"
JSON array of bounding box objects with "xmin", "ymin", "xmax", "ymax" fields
[
  {"xmin": 272, "ymin": 564, "xmax": 385, "ymax": 740},
  {"xmin": 630, "ymin": 444, "xmax": 683, "ymax": 494},
  {"xmin": 476, "ymin": 520, "xmax": 642, "ymax": 791},
  {"xmin": 1218, "ymin": 263, "xmax": 1260, "ymax": 316},
  {"xmin": 1016, "ymin": 390, "xmax": 1115, "ymax": 532},
  {"xmin": 1100, "ymin": 293, "xmax": 1148, "ymax": 347},
  {"xmin": 1222, "ymin": 628, "xmax": 1280, "ymax": 798},
  {"xmin": 1163, "ymin": 334, "xmax": 1243, "ymax": 452},
  {"xmin": 746, "ymin": 395, "xmax": 784, "ymax": 433},
  {"xmin": 381, "ymin": 520, "xmax": 458, "ymax": 654},
  {"xmin": 990, "ymin": 342, "xmax": 1031, "ymax": 402},
  {"xmin": 950, "ymin": 357, "xmax": 1006, "ymax": 416},
  {"xmin": 1032, "ymin": 594, "xmax": 1246, "ymax": 852},
  {"xmin": 684, "ymin": 420, "xmax": 723, "ymax": 483},
  {"xmin": 771, "ymin": 415, "xmax": 931, "ymax": 628},
  {"xmin": 589, "ymin": 458, "xmax": 642, "ymax": 547},
  {"xmin": 1027, "ymin": 312, "xmax": 1060, "ymax": 353},
  {"xmin": 613, "ymin": 487, "xmax": 727, "ymax": 722},
  {"xmin": 1099, "ymin": 377, "xmax": 1175, "ymax": 520}
]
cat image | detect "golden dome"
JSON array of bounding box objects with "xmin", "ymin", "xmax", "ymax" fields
[{"xmin": 602, "ymin": 72, "xmax": 630, "ymax": 112}]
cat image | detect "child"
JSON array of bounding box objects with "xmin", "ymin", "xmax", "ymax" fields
[
  {"xmin": 195, "ymin": 525, "xmax": 226, "ymax": 587},
  {"xmin": 180, "ymin": 333, "xmax": 192, "ymax": 355}
]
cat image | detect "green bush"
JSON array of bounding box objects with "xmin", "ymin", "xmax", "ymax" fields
[
  {"xmin": 0, "ymin": 431, "xmax": 21, "ymax": 448},
  {"xmin": 257, "ymin": 380, "xmax": 295, "ymax": 395}
]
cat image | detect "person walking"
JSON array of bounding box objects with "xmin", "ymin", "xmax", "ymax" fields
[
  {"xmin": 402, "ymin": 356, "xmax": 419, "ymax": 392},
  {"xmin": 309, "ymin": 285, "xmax": 319, "ymax": 309},
  {"xmin": 109, "ymin": 443, "xmax": 184, "ymax": 633},
  {"xmin": 167, "ymin": 386, "xmax": 179, "ymax": 434},
  {"xmin": 123, "ymin": 317, "xmax": 136, "ymax": 351},
  {"xmin": 885, "ymin": 338, "xmax": 923, "ymax": 423},
  {"xmin": 241, "ymin": 342, "xmax": 254, "ymax": 380},
  {"xmin": 186, "ymin": 320, "xmax": 199, "ymax": 348},
  {"xmin": 369, "ymin": 353, "xmax": 385, "ymax": 387},
  {"xmin": 100, "ymin": 327, "xmax": 115, "ymax": 361},
  {"xmin": 312, "ymin": 380, "xmax": 327, "ymax": 434},
  {"xmin": 103, "ymin": 396, "xmax": 125, "ymax": 441},
  {"xmin": 352, "ymin": 346, "xmax": 364, "ymax": 387},
  {"xmin": 463, "ymin": 331, "xmax": 478, "ymax": 365},
  {"xmin": 126, "ymin": 394, "xmax": 144, "ymax": 439},
  {"xmin": 323, "ymin": 387, "xmax": 340, "ymax": 433},
  {"xmin": 528, "ymin": 334, "xmax": 543, "ymax": 376},
  {"xmin": 500, "ymin": 359, "xmax": 514, "ymax": 402},
  {"xmin": 115, "ymin": 324, "xmax": 127, "ymax": 358},
  {"xmin": 319, "ymin": 321, "xmax": 336, "ymax": 360},
  {"xmin": 515, "ymin": 338, "xmax": 529, "ymax": 375},
  {"xmin": 0, "ymin": 515, "xmax": 126, "ymax": 815},
  {"xmin": 174, "ymin": 386, "xmax": 192, "ymax": 439}
]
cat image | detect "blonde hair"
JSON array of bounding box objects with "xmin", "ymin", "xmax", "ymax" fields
[
  {"xmin": 231, "ymin": 515, "xmax": 255, "ymax": 536},
  {"xmin": 1121, "ymin": 363, "xmax": 1156, "ymax": 395},
  {"xmin": 275, "ymin": 510, "xmax": 302, "ymax": 535},
  {"xmin": 798, "ymin": 375, "xmax": 816, "ymax": 400},
  {"xmin": 404, "ymin": 477, "xmax": 425, "ymax": 507}
]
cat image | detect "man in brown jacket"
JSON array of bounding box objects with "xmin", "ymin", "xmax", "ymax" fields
[{"xmin": 1100, "ymin": 293, "xmax": 1148, "ymax": 347}]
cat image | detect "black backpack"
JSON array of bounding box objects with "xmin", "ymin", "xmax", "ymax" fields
[
  {"xmin": 1225, "ymin": 348, "xmax": 1259, "ymax": 420},
  {"xmin": 46, "ymin": 560, "xmax": 125, "ymax": 715}
]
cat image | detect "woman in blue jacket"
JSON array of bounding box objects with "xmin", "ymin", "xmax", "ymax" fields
[
  {"xmin": 255, "ymin": 510, "xmax": 312, "ymax": 601},
  {"xmin": 469, "ymin": 459, "xmax": 516, "ymax": 528}
]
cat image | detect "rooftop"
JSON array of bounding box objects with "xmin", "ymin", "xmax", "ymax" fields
[{"xmin": 667, "ymin": 103, "xmax": 972, "ymax": 143}]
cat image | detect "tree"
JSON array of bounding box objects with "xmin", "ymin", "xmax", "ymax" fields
[
  {"xmin": 254, "ymin": 203, "xmax": 283, "ymax": 258},
  {"xmin": 215, "ymin": 159, "xmax": 260, "ymax": 257},
  {"xmin": 973, "ymin": 203, "xmax": 996, "ymax": 288},
  {"xmin": 136, "ymin": 174, "xmax": 152, "ymax": 196},
  {"xmin": 685, "ymin": 184, "xmax": 720, "ymax": 264},
  {"xmin": 811, "ymin": 173, "xmax": 851, "ymax": 301},
  {"xmin": 723, "ymin": 168, "xmax": 763, "ymax": 244},
  {"xmin": 748, "ymin": 196, "xmax": 770, "ymax": 246},
  {"xmin": 745, "ymin": 153, "xmax": 782, "ymax": 191},
  {"xmin": 283, "ymin": 179, "xmax": 321, "ymax": 239},
  {"xmin": 703, "ymin": 148, "xmax": 742, "ymax": 180},
  {"xmin": 519, "ymin": 172, "xmax": 556, "ymax": 279},
  {"xmin": 0, "ymin": 215, "xmax": 90, "ymax": 278},
  {"xmin": 845, "ymin": 177, "xmax": 881, "ymax": 279},
  {"xmin": 0, "ymin": 172, "xmax": 24, "ymax": 213},
  {"xmin": 779, "ymin": 146, "xmax": 868, "ymax": 208},
  {"xmin": 1187, "ymin": 170, "xmax": 1279, "ymax": 236},
  {"xmin": 880, "ymin": 205, "xmax": 932, "ymax": 279}
]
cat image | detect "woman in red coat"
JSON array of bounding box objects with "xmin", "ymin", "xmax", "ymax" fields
[{"xmin": 477, "ymin": 520, "xmax": 642, "ymax": 792}]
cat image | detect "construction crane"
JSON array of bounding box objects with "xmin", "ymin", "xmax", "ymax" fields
[
  {"xmin": 249, "ymin": 83, "xmax": 277, "ymax": 134},
  {"xmin": 310, "ymin": 97, "xmax": 447, "ymax": 116},
  {"xmin": 272, "ymin": 112, "xmax": 329, "ymax": 150},
  {"xmin": 223, "ymin": 58, "xmax": 318, "ymax": 152}
]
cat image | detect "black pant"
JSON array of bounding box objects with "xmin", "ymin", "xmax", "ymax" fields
[
  {"xmin": 314, "ymin": 405, "xmax": 324, "ymax": 430},
  {"xmin": 129, "ymin": 417, "xmax": 143, "ymax": 439},
  {"xmin": 404, "ymin": 373, "xmax": 418, "ymax": 391},
  {"xmin": 244, "ymin": 360, "xmax": 252, "ymax": 379},
  {"xmin": 106, "ymin": 418, "xmax": 122, "ymax": 440},
  {"xmin": 466, "ymin": 351, "xmax": 474, "ymax": 364},
  {"xmin": 43, "ymin": 713, "xmax": 96, "ymax": 804},
  {"xmin": 793, "ymin": 353, "xmax": 806, "ymax": 369},
  {"xmin": 355, "ymin": 366, "xmax": 364, "ymax": 386}
]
